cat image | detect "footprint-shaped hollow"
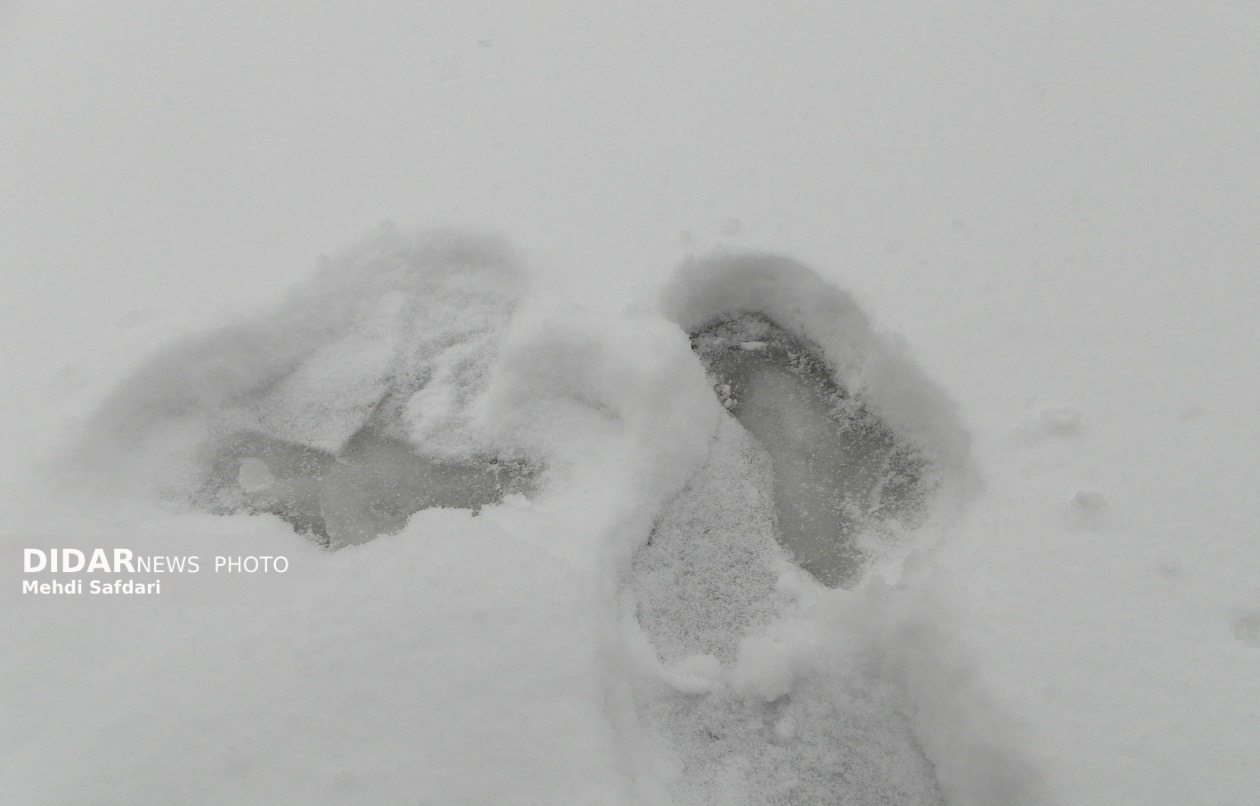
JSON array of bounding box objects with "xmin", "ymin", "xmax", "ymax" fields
[
  {"xmin": 202, "ymin": 427, "xmax": 533, "ymax": 548},
  {"xmin": 690, "ymin": 314, "xmax": 927, "ymax": 587}
]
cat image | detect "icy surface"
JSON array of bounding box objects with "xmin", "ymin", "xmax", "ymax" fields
[
  {"xmin": 691, "ymin": 314, "xmax": 927, "ymax": 587},
  {"xmin": 206, "ymin": 427, "xmax": 530, "ymax": 548}
]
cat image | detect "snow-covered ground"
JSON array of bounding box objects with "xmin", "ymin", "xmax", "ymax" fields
[{"xmin": 3, "ymin": 3, "xmax": 1258, "ymax": 804}]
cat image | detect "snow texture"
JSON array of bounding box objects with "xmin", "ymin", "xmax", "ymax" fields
[
  {"xmin": 625, "ymin": 254, "xmax": 1032, "ymax": 805},
  {"xmin": 83, "ymin": 228, "xmax": 536, "ymax": 547},
  {"xmin": 3, "ymin": 230, "xmax": 1046, "ymax": 804},
  {"xmin": 4, "ymin": 5, "xmax": 1259, "ymax": 803}
]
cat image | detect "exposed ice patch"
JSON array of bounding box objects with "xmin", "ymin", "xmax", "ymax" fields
[
  {"xmin": 662, "ymin": 252, "xmax": 973, "ymax": 495},
  {"xmin": 204, "ymin": 426, "xmax": 532, "ymax": 548},
  {"xmin": 690, "ymin": 314, "xmax": 927, "ymax": 588}
]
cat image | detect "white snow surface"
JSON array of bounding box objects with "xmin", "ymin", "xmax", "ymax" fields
[{"xmin": 3, "ymin": 3, "xmax": 1259, "ymax": 805}]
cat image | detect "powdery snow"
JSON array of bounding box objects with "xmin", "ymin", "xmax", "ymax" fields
[
  {"xmin": 2, "ymin": 231, "xmax": 1041, "ymax": 804},
  {"xmin": 3, "ymin": 3, "xmax": 1258, "ymax": 804}
]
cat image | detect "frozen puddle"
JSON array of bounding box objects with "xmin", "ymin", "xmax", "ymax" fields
[
  {"xmin": 203, "ymin": 425, "xmax": 531, "ymax": 548},
  {"xmin": 627, "ymin": 254, "xmax": 967, "ymax": 804},
  {"xmin": 691, "ymin": 313, "xmax": 926, "ymax": 587}
]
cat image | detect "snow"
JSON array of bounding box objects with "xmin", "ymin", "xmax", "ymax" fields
[
  {"xmin": 5, "ymin": 514, "xmax": 632, "ymax": 804},
  {"xmin": 3, "ymin": 2, "xmax": 1259, "ymax": 804}
]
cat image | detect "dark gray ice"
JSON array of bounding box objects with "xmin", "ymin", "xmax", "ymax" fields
[{"xmin": 202, "ymin": 426, "xmax": 531, "ymax": 548}]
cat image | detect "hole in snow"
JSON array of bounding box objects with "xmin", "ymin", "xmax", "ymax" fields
[
  {"xmin": 689, "ymin": 314, "xmax": 928, "ymax": 588},
  {"xmin": 200, "ymin": 425, "xmax": 533, "ymax": 548},
  {"xmin": 631, "ymin": 254, "xmax": 971, "ymax": 805}
]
